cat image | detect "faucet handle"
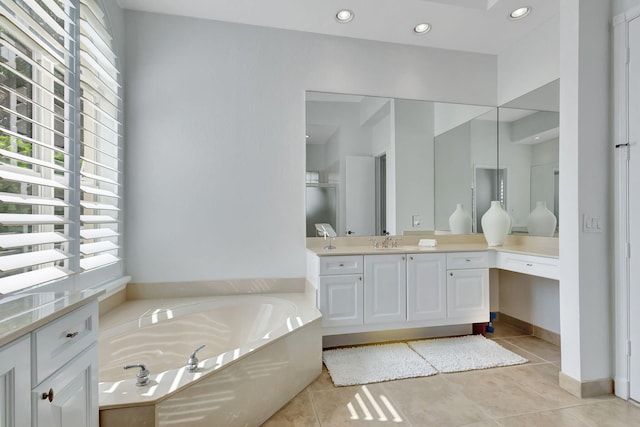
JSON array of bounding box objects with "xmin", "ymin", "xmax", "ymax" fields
[
  {"xmin": 124, "ymin": 363, "xmax": 150, "ymax": 387},
  {"xmin": 369, "ymin": 238, "xmax": 379, "ymax": 248},
  {"xmin": 187, "ymin": 345, "xmax": 206, "ymax": 372}
]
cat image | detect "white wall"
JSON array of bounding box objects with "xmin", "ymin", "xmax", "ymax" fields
[
  {"xmin": 614, "ymin": 0, "xmax": 640, "ymax": 15},
  {"xmin": 123, "ymin": 11, "xmax": 497, "ymax": 282}
]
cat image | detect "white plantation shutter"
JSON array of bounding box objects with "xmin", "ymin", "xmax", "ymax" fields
[
  {"xmin": 78, "ymin": 0, "xmax": 121, "ymax": 272},
  {"xmin": 0, "ymin": 1, "xmax": 76, "ymax": 292},
  {"xmin": 0, "ymin": 0, "xmax": 123, "ymax": 294}
]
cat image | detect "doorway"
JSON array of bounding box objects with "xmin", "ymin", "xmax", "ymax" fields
[{"xmin": 375, "ymin": 154, "xmax": 387, "ymax": 235}]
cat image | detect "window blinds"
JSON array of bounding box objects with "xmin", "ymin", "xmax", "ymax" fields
[
  {"xmin": 78, "ymin": 0, "xmax": 121, "ymax": 271},
  {"xmin": 0, "ymin": 1, "xmax": 75, "ymax": 293},
  {"xmin": 0, "ymin": 0, "xmax": 122, "ymax": 293}
]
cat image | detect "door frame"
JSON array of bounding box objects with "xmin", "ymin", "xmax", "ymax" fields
[{"xmin": 613, "ymin": 5, "xmax": 640, "ymax": 401}]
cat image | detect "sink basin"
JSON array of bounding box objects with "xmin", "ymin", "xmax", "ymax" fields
[{"xmin": 372, "ymin": 245, "xmax": 421, "ymax": 251}]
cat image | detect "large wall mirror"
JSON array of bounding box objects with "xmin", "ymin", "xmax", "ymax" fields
[{"xmin": 305, "ymin": 80, "xmax": 559, "ymax": 238}]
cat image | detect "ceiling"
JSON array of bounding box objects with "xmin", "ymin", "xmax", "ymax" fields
[{"xmin": 116, "ymin": 0, "xmax": 559, "ymax": 55}]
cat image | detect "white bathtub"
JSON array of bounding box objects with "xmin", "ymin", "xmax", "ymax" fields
[{"xmin": 98, "ymin": 292, "xmax": 322, "ymax": 427}]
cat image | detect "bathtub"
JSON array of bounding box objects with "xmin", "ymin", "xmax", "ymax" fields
[{"xmin": 98, "ymin": 292, "xmax": 322, "ymax": 427}]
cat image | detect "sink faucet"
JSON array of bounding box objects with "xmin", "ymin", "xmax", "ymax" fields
[
  {"xmin": 187, "ymin": 345, "xmax": 206, "ymax": 372},
  {"xmin": 123, "ymin": 363, "xmax": 150, "ymax": 387},
  {"xmin": 382, "ymin": 235, "xmax": 393, "ymax": 248}
]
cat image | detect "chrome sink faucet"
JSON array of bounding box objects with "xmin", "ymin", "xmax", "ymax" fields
[
  {"xmin": 382, "ymin": 235, "xmax": 393, "ymax": 248},
  {"xmin": 123, "ymin": 363, "xmax": 150, "ymax": 387}
]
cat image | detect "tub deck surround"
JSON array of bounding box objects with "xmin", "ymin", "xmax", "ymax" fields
[
  {"xmin": 98, "ymin": 292, "xmax": 322, "ymax": 413},
  {"xmin": 0, "ymin": 289, "xmax": 104, "ymax": 347}
]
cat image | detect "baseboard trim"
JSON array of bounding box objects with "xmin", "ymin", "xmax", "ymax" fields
[
  {"xmin": 498, "ymin": 312, "xmax": 560, "ymax": 346},
  {"xmin": 559, "ymin": 372, "xmax": 613, "ymax": 398}
]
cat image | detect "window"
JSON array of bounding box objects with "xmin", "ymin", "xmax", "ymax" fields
[{"xmin": 0, "ymin": 0, "xmax": 122, "ymax": 294}]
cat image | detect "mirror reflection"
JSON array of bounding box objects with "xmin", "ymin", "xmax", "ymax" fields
[{"xmin": 305, "ymin": 81, "xmax": 559, "ymax": 238}]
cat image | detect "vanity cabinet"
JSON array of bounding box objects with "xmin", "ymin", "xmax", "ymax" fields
[
  {"xmin": 0, "ymin": 299, "xmax": 99, "ymax": 427},
  {"xmin": 446, "ymin": 252, "xmax": 490, "ymax": 322},
  {"xmin": 318, "ymin": 255, "xmax": 364, "ymax": 328},
  {"xmin": 0, "ymin": 336, "xmax": 31, "ymax": 427},
  {"xmin": 406, "ymin": 253, "xmax": 447, "ymax": 321},
  {"xmin": 364, "ymin": 254, "xmax": 406, "ymax": 324}
]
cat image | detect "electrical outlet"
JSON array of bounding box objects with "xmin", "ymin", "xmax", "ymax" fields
[{"xmin": 412, "ymin": 215, "xmax": 421, "ymax": 227}]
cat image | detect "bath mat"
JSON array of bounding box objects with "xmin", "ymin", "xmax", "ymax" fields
[
  {"xmin": 408, "ymin": 335, "xmax": 528, "ymax": 373},
  {"xmin": 322, "ymin": 343, "xmax": 438, "ymax": 386}
]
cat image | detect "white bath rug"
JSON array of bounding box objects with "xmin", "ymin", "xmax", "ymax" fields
[
  {"xmin": 322, "ymin": 343, "xmax": 438, "ymax": 386},
  {"xmin": 408, "ymin": 335, "xmax": 528, "ymax": 373}
]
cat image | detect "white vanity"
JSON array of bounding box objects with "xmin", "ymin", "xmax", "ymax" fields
[
  {"xmin": 307, "ymin": 234, "xmax": 558, "ymax": 338},
  {"xmin": 0, "ymin": 291, "xmax": 102, "ymax": 427}
]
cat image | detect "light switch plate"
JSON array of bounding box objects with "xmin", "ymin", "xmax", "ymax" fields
[
  {"xmin": 412, "ymin": 215, "xmax": 421, "ymax": 227},
  {"xmin": 583, "ymin": 215, "xmax": 602, "ymax": 233}
]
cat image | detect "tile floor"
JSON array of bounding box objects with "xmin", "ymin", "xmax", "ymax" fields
[{"xmin": 262, "ymin": 322, "xmax": 640, "ymax": 426}]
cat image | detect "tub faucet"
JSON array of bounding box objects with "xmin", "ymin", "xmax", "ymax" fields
[
  {"xmin": 187, "ymin": 345, "xmax": 206, "ymax": 372},
  {"xmin": 123, "ymin": 363, "xmax": 150, "ymax": 387}
]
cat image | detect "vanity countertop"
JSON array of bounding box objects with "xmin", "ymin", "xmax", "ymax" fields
[
  {"xmin": 0, "ymin": 289, "xmax": 104, "ymax": 347},
  {"xmin": 306, "ymin": 234, "xmax": 559, "ymax": 259}
]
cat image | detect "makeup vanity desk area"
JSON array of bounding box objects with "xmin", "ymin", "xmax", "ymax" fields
[{"xmin": 306, "ymin": 234, "xmax": 558, "ymax": 337}]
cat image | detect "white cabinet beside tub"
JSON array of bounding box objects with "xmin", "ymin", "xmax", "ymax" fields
[
  {"xmin": 0, "ymin": 298, "xmax": 99, "ymax": 427},
  {"xmin": 318, "ymin": 255, "xmax": 364, "ymax": 328}
]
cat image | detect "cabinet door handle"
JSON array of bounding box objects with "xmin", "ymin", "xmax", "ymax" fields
[
  {"xmin": 359, "ymin": 276, "xmax": 362, "ymax": 281},
  {"xmin": 410, "ymin": 256, "xmax": 414, "ymax": 260},
  {"xmin": 449, "ymin": 272, "xmax": 453, "ymax": 277},
  {"xmin": 66, "ymin": 331, "xmax": 79, "ymax": 339},
  {"xmin": 41, "ymin": 388, "xmax": 54, "ymax": 402}
]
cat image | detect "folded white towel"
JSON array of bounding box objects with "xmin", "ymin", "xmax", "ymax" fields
[{"xmin": 418, "ymin": 238, "xmax": 437, "ymax": 247}]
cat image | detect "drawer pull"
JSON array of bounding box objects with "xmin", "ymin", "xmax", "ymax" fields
[
  {"xmin": 41, "ymin": 388, "xmax": 54, "ymax": 402},
  {"xmin": 526, "ymin": 263, "xmax": 533, "ymax": 267},
  {"xmin": 66, "ymin": 331, "xmax": 79, "ymax": 339},
  {"xmin": 339, "ymin": 263, "xmax": 344, "ymax": 267},
  {"xmin": 465, "ymin": 259, "xmax": 471, "ymax": 262}
]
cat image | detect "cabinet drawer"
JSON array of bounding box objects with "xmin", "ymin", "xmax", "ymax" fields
[
  {"xmin": 495, "ymin": 252, "xmax": 559, "ymax": 280},
  {"xmin": 446, "ymin": 252, "xmax": 489, "ymax": 270},
  {"xmin": 319, "ymin": 255, "xmax": 363, "ymax": 275},
  {"xmin": 33, "ymin": 301, "xmax": 98, "ymax": 386}
]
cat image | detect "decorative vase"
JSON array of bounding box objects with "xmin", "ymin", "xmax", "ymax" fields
[
  {"xmin": 449, "ymin": 203, "xmax": 472, "ymax": 234},
  {"xmin": 481, "ymin": 201, "xmax": 511, "ymax": 246},
  {"xmin": 527, "ymin": 201, "xmax": 557, "ymax": 237}
]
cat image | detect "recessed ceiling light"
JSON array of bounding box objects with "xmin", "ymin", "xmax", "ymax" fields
[
  {"xmin": 336, "ymin": 9, "xmax": 355, "ymax": 23},
  {"xmin": 413, "ymin": 23, "xmax": 432, "ymax": 34},
  {"xmin": 509, "ymin": 6, "xmax": 532, "ymax": 20}
]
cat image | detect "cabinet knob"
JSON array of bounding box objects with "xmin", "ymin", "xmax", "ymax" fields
[
  {"xmin": 41, "ymin": 388, "xmax": 54, "ymax": 402},
  {"xmin": 410, "ymin": 256, "xmax": 414, "ymax": 260},
  {"xmin": 359, "ymin": 276, "xmax": 362, "ymax": 281},
  {"xmin": 449, "ymin": 272, "xmax": 453, "ymax": 277},
  {"xmin": 66, "ymin": 331, "xmax": 79, "ymax": 339}
]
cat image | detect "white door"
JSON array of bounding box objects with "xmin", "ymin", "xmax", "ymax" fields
[
  {"xmin": 319, "ymin": 274, "xmax": 364, "ymax": 328},
  {"xmin": 364, "ymin": 255, "xmax": 406, "ymax": 324},
  {"xmin": 345, "ymin": 156, "xmax": 375, "ymax": 236},
  {"xmin": 629, "ymin": 15, "xmax": 640, "ymax": 403},
  {"xmin": 406, "ymin": 253, "xmax": 447, "ymax": 321},
  {"xmin": 446, "ymin": 268, "xmax": 489, "ymax": 321}
]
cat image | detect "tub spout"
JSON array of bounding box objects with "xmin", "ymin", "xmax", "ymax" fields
[
  {"xmin": 123, "ymin": 363, "xmax": 150, "ymax": 387},
  {"xmin": 187, "ymin": 344, "xmax": 206, "ymax": 372}
]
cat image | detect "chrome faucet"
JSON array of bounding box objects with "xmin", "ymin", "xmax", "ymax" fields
[
  {"xmin": 187, "ymin": 345, "xmax": 206, "ymax": 372},
  {"xmin": 123, "ymin": 363, "xmax": 150, "ymax": 387},
  {"xmin": 382, "ymin": 235, "xmax": 393, "ymax": 248}
]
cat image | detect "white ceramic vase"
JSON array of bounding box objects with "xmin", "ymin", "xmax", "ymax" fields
[
  {"xmin": 449, "ymin": 203, "xmax": 472, "ymax": 234},
  {"xmin": 481, "ymin": 201, "xmax": 511, "ymax": 246},
  {"xmin": 527, "ymin": 201, "xmax": 557, "ymax": 237}
]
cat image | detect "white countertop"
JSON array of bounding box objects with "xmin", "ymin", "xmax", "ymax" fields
[{"xmin": 0, "ymin": 289, "xmax": 103, "ymax": 347}]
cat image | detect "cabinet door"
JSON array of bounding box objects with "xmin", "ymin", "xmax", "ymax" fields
[
  {"xmin": 447, "ymin": 268, "xmax": 490, "ymax": 321},
  {"xmin": 364, "ymin": 255, "xmax": 407, "ymax": 324},
  {"xmin": 0, "ymin": 336, "xmax": 30, "ymax": 427},
  {"xmin": 319, "ymin": 274, "xmax": 363, "ymax": 327},
  {"xmin": 33, "ymin": 344, "xmax": 98, "ymax": 427},
  {"xmin": 407, "ymin": 253, "xmax": 447, "ymax": 321}
]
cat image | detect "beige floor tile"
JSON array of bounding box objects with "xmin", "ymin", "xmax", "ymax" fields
[
  {"xmin": 563, "ymin": 398, "xmax": 640, "ymax": 426},
  {"xmin": 496, "ymin": 409, "xmax": 591, "ymax": 427},
  {"xmin": 442, "ymin": 368, "xmax": 558, "ymax": 418},
  {"xmin": 503, "ymin": 336, "xmax": 561, "ymax": 362},
  {"xmin": 310, "ymin": 383, "xmax": 411, "ymax": 426},
  {"xmin": 261, "ymin": 389, "xmax": 320, "ymax": 427},
  {"xmin": 498, "ymin": 363, "xmax": 580, "ymax": 408},
  {"xmin": 380, "ymin": 375, "xmax": 493, "ymax": 426},
  {"xmin": 491, "ymin": 339, "xmax": 545, "ymax": 364}
]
